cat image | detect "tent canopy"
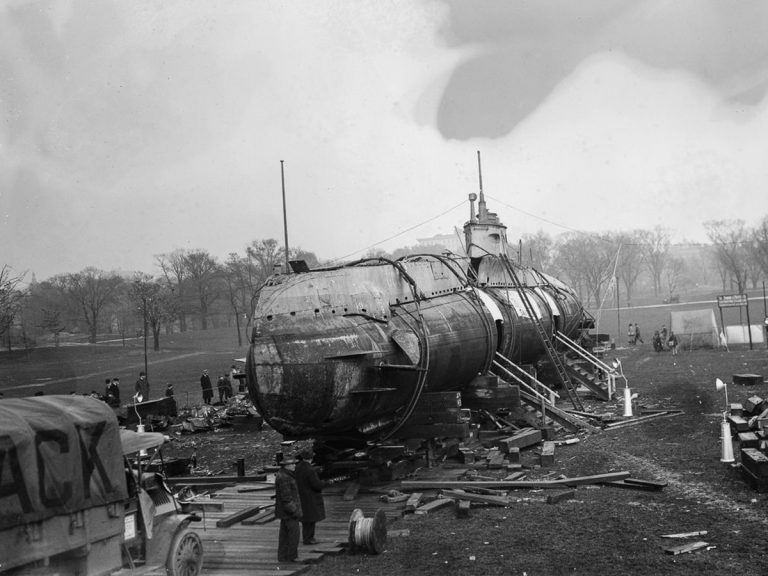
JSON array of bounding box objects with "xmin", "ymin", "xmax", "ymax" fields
[{"xmin": 670, "ymin": 309, "xmax": 719, "ymax": 349}]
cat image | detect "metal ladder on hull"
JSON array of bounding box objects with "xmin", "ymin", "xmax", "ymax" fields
[{"xmin": 499, "ymin": 255, "xmax": 585, "ymax": 411}]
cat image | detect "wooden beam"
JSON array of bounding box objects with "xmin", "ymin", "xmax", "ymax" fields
[
  {"xmin": 216, "ymin": 505, "xmax": 263, "ymax": 528},
  {"xmin": 400, "ymin": 471, "xmax": 631, "ymax": 490}
]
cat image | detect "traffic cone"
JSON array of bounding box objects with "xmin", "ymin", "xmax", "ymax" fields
[
  {"xmin": 623, "ymin": 386, "xmax": 633, "ymax": 417},
  {"xmin": 720, "ymin": 416, "xmax": 734, "ymax": 463}
]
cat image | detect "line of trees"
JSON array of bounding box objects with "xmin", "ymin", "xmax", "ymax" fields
[
  {"xmin": 3, "ymin": 216, "xmax": 768, "ymax": 351},
  {"xmin": 0, "ymin": 239, "xmax": 318, "ymax": 351},
  {"xmin": 520, "ymin": 218, "xmax": 768, "ymax": 307}
]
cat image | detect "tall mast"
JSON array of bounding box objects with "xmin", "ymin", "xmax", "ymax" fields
[
  {"xmin": 281, "ymin": 160, "xmax": 290, "ymax": 272},
  {"xmin": 477, "ymin": 150, "xmax": 487, "ymax": 221}
]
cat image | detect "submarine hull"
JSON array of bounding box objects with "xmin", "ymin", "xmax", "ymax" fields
[{"xmin": 247, "ymin": 255, "xmax": 589, "ymax": 441}]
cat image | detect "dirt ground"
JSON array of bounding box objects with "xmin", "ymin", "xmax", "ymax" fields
[{"xmin": 164, "ymin": 344, "xmax": 768, "ymax": 575}]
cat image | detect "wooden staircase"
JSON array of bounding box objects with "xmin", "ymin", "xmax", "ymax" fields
[
  {"xmin": 491, "ymin": 352, "xmax": 598, "ymax": 433},
  {"xmin": 554, "ymin": 331, "xmax": 617, "ymax": 401}
]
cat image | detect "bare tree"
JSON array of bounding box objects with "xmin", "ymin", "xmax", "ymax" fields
[
  {"xmin": 704, "ymin": 219, "xmax": 750, "ymax": 293},
  {"xmin": 0, "ymin": 265, "xmax": 27, "ymax": 348},
  {"xmin": 748, "ymin": 216, "xmax": 768, "ymax": 287},
  {"xmin": 520, "ymin": 230, "xmax": 553, "ymax": 270},
  {"xmin": 223, "ymin": 253, "xmax": 250, "ymax": 347},
  {"xmin": 613, "ymin": 231, "xmax": 646, "ymax": 307},
  {"xmin": 64, "ymin": 268, "xmax": 123, "ymax": 343},
  {"xmin": 663, "ymin": 257, "xmax": 686, "ymax": 301},
  {"xmin": 130, "ymin": 274, "xmax": 178, "ymax": 351},
  {"xmin": 156, "ymin": 249, "xmax": 190, "ymax": 332},
  {"xmin": 552, "ymin": 233, "xmax": 615, "ymax": 306},
  {"xmin": 639, "ymin": 227, "xmax": 671, "ymax": 298},
  {"xmin": 182, "ymin": 250, "xmax": 221, "ymax": 330}
]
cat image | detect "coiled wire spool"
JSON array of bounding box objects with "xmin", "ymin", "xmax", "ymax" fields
[{"xmin": 348, "ymin": 508, "xmax": 387, "ymax": 554}]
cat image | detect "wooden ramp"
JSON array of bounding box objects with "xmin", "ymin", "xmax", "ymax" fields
[{"xmin": 137, "ymin": 480, "xmax": 407, "ymax": 575}]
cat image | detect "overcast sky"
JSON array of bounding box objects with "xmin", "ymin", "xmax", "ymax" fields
[{"xmin": 2, "ymin": 0, "xmax": 768, "ymax": 281}]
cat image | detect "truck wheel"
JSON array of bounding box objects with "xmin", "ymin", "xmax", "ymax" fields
[{"xmin": 166, "ymin": 528, "xmax": 203, "ymax": 576}]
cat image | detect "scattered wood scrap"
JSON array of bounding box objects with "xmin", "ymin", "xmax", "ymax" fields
[
  {"xmin": 241, "ymin": 505, "xmax": 276, "ymax": 525},
  {"xmin": 215, "ymin": 504, "xmax": 262, "ymax": 527},
  {"xmin": 414, "ymin": 498, "xmax": 453, "ymax": 515},
  {"xmin": 664, "ymin": 540, "xmax": 709, "ymax": 555},
  {"xmin": 401, "ymin": 471, "xmax": 631, "ymax": 490},
  {"xmin": 440, "ymin": 489, "xmax": 509, "ymax": 507},
  {"xmin": 602, "ymin": 410, "xmax": 683, "ymax": 430},
  {"xmin": 604, "ymin": 478, "xmax": 667, "ymax": 492},
  {"xmin": 404, "ymin": 492, "xmax": 423, "ymax": 513},
  {"xmin": 660, "ymin": 530, "xmax": 708, "ymax": 539},
  {"xmin": 546, "ymin": 489, "xmax": 575, "ymax": 504}
]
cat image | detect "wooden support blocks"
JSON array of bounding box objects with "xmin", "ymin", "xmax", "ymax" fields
[
  {"xmin": 728, "ymin": 415, "xmax": 750, "ymax": 433},
  {"xmin": 540, "ymin": 441, "xmax": 555, "ymax": 467},
  {"xmin": 743, "ymin": 396, "xmax": 765, "ymax": 415},
  {"xmin": 738, "ymin": 432, "xmax": 760, "ymax": 449},
  {"xmin": 455, "ymin": 499, "xmax": 471, "ymax": 518},
  {"xmin": 740, "ymin": 448, "xmax": 768, "ymax": 477},
  {"xmin": 404, "ymin": 492, "xmax": 423, "ymax": 513},
  {"xmin": 507, "ymin": 447, "xmax": 520, "ymax": 464},
  {"xmin": 730, "ymin": 403, "xmax": 744, "ymax": 417},
  {"xmin": 546, "ymin": 489, "xmax": 575, "ymax": 504},
  {"xmin": 498, "ymin": 428, "xmax": 542, "ymax": 452}
]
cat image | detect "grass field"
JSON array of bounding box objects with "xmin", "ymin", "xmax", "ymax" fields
[{"xmin": 0, "ymin": 327, "xmax": 249, "ymax": 403}]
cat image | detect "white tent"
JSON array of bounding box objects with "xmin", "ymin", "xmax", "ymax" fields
[{"xmin": 670, "ymin": 309, "xmax": 720, "ymax": 349}]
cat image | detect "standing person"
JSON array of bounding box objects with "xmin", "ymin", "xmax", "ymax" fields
[
  {"xmin": 660, "ymin": 325, "xmax": 668, "ymax": 348},
  {"xmin": 275, "ymin": 457, "xmax": 302, "ymax": 563},
  {"xmin": 165, "ymin": 383, "xmax": 175, "ymax": 398},
  {"xmin": 231, "ymin": 364, "xmax": 245, "ymax": 393},
  {"xmin": 222, "ymin": 372, "xmax": 233, "ymax": 400},
  {"xmin": 627, "ymin": 323, "xmax": 635, "ymax": 345},
  {"xmin": 217, "ymin": 375, "xmax": 227, "ymax": 403},
  {"xmin": 668, "ymin": 330, "xmax": 679, "ymax": 355},
  {"xmin": 106, "ymin": 378, "xmax": 120, "ymax": 407},
  {"xmin": 295, "ymin": 448, "xmax": 326, "ymax": 546},
  {"xmin": 135, "ymin": 371, "xmax": 149, "ymax": 401},
  {"xmin": 200, "ymin": 370, "xmax": 213, "ymax": 405},
  {"xmin": 634, "ymin": 323, "xmax": 644, "ymax": 344}
]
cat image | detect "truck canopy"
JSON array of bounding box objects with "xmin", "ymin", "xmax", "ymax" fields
[{"xmin": 0, "ymin": 395, "xmax": 128, "ymax": 530}]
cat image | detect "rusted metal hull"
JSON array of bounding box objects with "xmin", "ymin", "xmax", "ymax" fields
[{"xmin": 247, "ymin": 255, "xmax": 588, "ymax": 441}]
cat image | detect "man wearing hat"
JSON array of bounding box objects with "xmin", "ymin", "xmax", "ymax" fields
[
  {"xmin": 275, "ymin": 456, "xmax": 302, "ymax": 563},
  {"xmin": 295, "ymin": 447, "xmax": 326, "ymax": 545}
]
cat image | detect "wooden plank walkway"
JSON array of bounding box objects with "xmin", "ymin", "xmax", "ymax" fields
[{"xmin": 138, "ymin": 480, "xmax": 410, "ymax": 576}]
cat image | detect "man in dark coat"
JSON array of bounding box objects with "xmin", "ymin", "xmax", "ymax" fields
[
  {"xmin": 200, "ymin": 370, "xmax": 213, "ymax": 405},
  {"xmin": 295, "ymin": 448, "xmax": 326, "ymax": 545},
  {"xmin": 135, "ymin": 371, "xmax": 149, "ymax": 401},
  {"xmin": 275, "ymin": 457, "xmax": 302, "ymax": 562}
]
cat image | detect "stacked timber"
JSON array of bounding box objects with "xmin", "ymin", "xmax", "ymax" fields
[{"xmin": 731, "ymin": 392, "xmax": 768, "ymax": 492}]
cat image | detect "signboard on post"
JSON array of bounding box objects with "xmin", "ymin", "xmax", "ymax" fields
[
  {"xmin": 717, "ymin": 293, "xmax": 752, "ymax": 350},
  {"xmin": 717, "ymin": 294, "xmax": 748, "ymax": 308}
]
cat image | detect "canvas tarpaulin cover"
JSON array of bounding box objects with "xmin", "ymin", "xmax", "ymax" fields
[
  {"xmin": 670, "ymin": 309, "xmax": 719, "ymax": 349},
  {"xmin": 0, "ymin": 395, "xmax": 128, "ymax": 530}
]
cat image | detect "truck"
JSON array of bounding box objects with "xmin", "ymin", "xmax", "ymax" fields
[{"xmin": 0, "ymin": 395, "xmax": 203, "ymax": 576}]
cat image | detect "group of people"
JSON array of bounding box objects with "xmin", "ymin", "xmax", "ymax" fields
[
  {"xmin": 652, "ymin": 324, "xmax": 679, "ymax": 355},
  {"xmin": 199, "ymin": 365, "xmax": 243, "ymax": 405},
  {"xmin": 274, "ymin": 447, "xmax": 327, "ymax": 563},
  {"xmin": 100, "ymin": 371, "xmax": 153, "ymax": 406},
  {"xmin": 627, "ymin": 323, "xmax": 644, "ymax": 345}
]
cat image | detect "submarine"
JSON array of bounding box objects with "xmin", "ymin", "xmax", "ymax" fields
[{"xmin": 245, "ymin": 173, "xmax": 596, "ymax": 445}]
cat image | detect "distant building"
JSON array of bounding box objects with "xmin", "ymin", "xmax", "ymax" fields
[{"xmin": 415, "ymin": 232, "xmax": 465, "ymax": 255}]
